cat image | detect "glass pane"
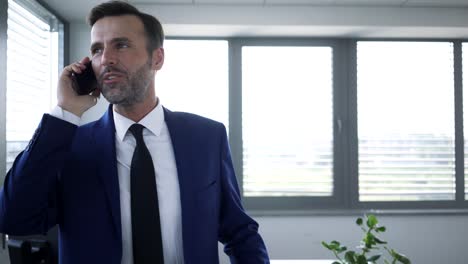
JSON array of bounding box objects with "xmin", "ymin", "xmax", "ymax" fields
[
  {"xmin": 157, "ymin": 40, "xmax": 228, "ymax": 128},
  {"xmin": 357, "ymin": 41, "xmax": 455, "ymax": 201},
  {"xmin": 242, "ymin": 46, "xmax": 333, "ymax": 197},
  {"xmin": 6, "ymin": 0, "xmax": 59, "ymax": 172}
]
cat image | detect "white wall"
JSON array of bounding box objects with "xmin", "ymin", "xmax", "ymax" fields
[
  {"xmin": 254, "ymin": 214, "xmax": 468, "ymax": 263},
  {"xmin": 70, "ymin": 18, "xmax": 468, "ymax": 263}
]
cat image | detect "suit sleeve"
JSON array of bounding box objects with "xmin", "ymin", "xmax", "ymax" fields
[
  {"xmin": 217, "ymin": 125, "xmax": 270, "ymax": 263},
  {"xmin": 0, "ymin": 114, "xmax": 77, "ymax": 235}
]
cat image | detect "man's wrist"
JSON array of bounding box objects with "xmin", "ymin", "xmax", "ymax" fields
[
  {"xmin": 51, "ymin": 105, "xmax": 81, "ymax": 126},
  {"xmin": 57, "ymin": 102, "xmax": 86, "ymax": 117}
]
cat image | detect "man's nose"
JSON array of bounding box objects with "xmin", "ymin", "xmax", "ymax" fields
[{"xmin": 101, "ymin": 48, "xmax": 117, "ymax": 66}]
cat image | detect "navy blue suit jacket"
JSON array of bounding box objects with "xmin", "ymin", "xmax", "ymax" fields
[{"xmin": 0, "ymin": 106, "xmax": 269, "ymax": 264}]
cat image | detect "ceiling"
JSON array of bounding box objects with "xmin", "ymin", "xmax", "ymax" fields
[
  {"xmin": 39, "ymin": 0, "xmax": 468, "ymax": 38},
  {"xmin": 41, "ymin": 0, "xmax": 468, "ymax": 22}
]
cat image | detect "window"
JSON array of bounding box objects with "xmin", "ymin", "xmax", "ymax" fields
[
  {"xmin": 5, "ymin": 0, "xmax": 63, "ymax": 172},
  {"xmin": 223, "ymin": 39, "xmax": 468, "ymax": 211},
  {"xmin": 157, "ymin": 39, "xmax": 229, "ymax": 127},
  {"xmin": 242, "ymin": 46, "xmax": 334, "ymax": 197},
  {"xmin": 357, "ymin": 41, "xmax": 455, "ymax": 202}
]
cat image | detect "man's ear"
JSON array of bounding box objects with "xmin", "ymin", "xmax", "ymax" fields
[{"xmin": 152, "ymin": 47, "xmax": 164, "ymax": 70}]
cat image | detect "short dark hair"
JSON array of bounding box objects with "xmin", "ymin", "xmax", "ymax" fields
[{"xmin": 87, "ymin": 1, "xmax": 164, "ymax": 53}]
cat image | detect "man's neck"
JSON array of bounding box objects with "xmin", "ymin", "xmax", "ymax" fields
[{"xmin": 113, "ymin": 97, "xmax": 158, "ymax": 123}]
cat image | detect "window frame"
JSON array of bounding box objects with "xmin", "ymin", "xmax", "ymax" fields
[
  {"xmin": 351, "ymin": 38, "xmax": 467, "ymax": 211},
  {"xmin": 229, "ymin": 38, "xmax": 350, "ymax": 211},
  {"xmin": 230, "ymin": 38, "xmax": 468, "ymax": 212}
]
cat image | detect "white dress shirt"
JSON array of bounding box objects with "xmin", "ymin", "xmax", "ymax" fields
[{"xmin": 50, "ymin": 101, "xmax": 185, "ymax": 264}]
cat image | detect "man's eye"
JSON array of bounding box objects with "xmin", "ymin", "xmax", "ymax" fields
[
  {"xmin": 91, "ymin": 48, "xmax": 102, "ymax": 55},
  {"xmin": 117, "ymin": 43, "xmax": 129, "ymax": 49}
]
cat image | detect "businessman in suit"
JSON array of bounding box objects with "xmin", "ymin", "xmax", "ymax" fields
[{"xmin": 0, "ymin": 1, "xmax": 269, "ymax": 263}]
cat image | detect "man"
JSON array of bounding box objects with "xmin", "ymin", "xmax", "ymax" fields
[{"xmin": 0, "ymin": 1, "xmax": 269, "ymax": 263}]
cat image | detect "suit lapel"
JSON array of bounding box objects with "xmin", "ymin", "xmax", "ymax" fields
[
  {"xmin": 163, "ymin": 108, "xmax": 196, "ymax": 261},
  {"xmin": 92, "ymin": 105, "xmax": 122, "ymax": 242},
  {"xmin": 164, "ymin": 107, "xmax": 194, "ymax": 204}
]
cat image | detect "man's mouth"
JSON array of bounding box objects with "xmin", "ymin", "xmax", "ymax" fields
[{"xmin": 102, "ymin": 72, "xmax": 124, "ymax": 84}]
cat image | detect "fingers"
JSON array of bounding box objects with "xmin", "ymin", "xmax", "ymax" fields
[
  {"xmin": 63, "ymin": 57, "xmax": 91, "ymax": 75},
  {"xmin": 79, "ymin": 57, "xmax": 90, "ymax": 64},
  {"xmin": 57, "ymin": 57, "xmax": 97, "ymax": 117},
  {"xmin": 62, "ymin": 62, "xmax": 83, "ymax": 78},
  {"xmin": 72, "ymin": 62, "xmax": 85, "ymax": 74}
]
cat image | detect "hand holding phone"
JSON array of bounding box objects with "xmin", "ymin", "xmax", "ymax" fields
[
  {"xmin": 72, "ymin": 61, "xmax": 97, "ymax": 95},
  {"xmin": 57, "ymin": 59, "xmax": 100, "ymax": 117}
]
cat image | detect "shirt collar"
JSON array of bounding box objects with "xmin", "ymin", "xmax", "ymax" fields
[{"xmin": 113, "ymin": 98, "xmax": 164, "ymax": 142}]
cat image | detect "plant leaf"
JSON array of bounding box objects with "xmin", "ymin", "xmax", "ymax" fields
[
  {"xmin": 356, "ymin": 255, "xmax": 368, "ymax": 264},
  {"xmin": 394, "ymin": 252, "xmax": 411, "ymax": 264},
  {"xmin": 364, "ymin": 232, "xmax": 375, "ymax": 248},
  {"xmin": 368, "ymin": 254, "xmax": 381, "ymax": 262},
  {"xmin": 374, "ymin": 236, "xmax": 388, "ymax": 244},
  {"xmin": 345, "ymin": 251, "xmax": 356, "ymax": 262},
  {"xmin": 376, "ymin": 226, "xmax": 386, "ymax": 232},
  {"xmin": 356, "ymin": 218, "xmax": 363, "ymax": 226},
  {"xmin": 367, "ymin": 214, "xmax": 378, "ymax": 228},
  {"xmin": 337, "ymin": 246, "xmax": 347, "ymax": 254},
  {"xmin": 328, "ymin": 240, "xmax": 341, "ymax": 250},
  {"xmin": 322, "ymin": 241, "xmax": 332, "ymax": 250}
]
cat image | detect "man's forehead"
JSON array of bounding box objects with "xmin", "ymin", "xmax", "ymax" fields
[{"xmin": 91, "ymin": 15, "xmax": 144, "ymax": 40}]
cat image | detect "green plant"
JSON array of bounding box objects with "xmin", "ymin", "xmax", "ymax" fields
[{"xmin": 322, "ymin": 214, "xmax": 411, "ymax": 264}]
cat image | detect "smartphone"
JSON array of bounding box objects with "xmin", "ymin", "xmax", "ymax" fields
[{"xmin": 72, "ymin": 61, "xmax": 97, "ymax": 95}]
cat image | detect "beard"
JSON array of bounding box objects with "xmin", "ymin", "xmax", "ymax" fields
[{"xmin": 99, "ymin": 59, "xmax": 153, "ymax": 107}]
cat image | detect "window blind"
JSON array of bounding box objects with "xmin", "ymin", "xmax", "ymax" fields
[{"xmin": 6, "ymin": 0, "xmax": 61, "ymax": 171}]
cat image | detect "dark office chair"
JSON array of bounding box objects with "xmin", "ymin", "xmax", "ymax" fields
[
  {"xmin": 7, "ymin": 238, "xmax": 52, "ymax": 264},
  {"xmin": 6, "ymin": 225, "xmax": 58, "ymax": 264}
]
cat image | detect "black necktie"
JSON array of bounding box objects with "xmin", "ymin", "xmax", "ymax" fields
[{"xmin": 129, "ymin": 124, "xmax": 164, "ymax": 264}]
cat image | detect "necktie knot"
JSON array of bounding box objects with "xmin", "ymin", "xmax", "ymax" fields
[{"xmin": 129, "ymin": 124, "xmax": 145, "ymax": 143}]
